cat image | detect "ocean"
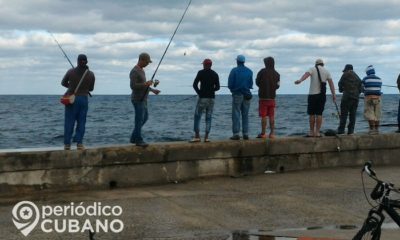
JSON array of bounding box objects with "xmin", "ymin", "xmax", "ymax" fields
[{"xmin": 0, "ymin": 94, "xmax": 399, "ymax": 149}]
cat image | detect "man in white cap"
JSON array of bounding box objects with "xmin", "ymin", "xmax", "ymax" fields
[{"xmin": 295, "ymin": 58, "xmax": 336, "ymax": 137}]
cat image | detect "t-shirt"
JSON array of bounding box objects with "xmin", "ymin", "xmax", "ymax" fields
[{"xmin": 307, "ymin": 66, "xmax": 331, "ymax": 95}]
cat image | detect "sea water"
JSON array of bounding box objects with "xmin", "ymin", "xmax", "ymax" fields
[{"xmin": 0, "ymin": 94, "xmax": 399, "ymax": 149}]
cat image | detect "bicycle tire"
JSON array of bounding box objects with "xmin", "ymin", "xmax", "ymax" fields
[{"xmin": 352, "ymin": 216, "xmax": 382, "ymax": 240}]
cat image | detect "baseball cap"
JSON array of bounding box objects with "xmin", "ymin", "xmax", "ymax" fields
[
  {"xmin": 315, "ymin": 58, "xmax": 324, "ymax": 65},
  {"xmin": 342, "ymin": 64, "xmax": 353, "ymax": 72},
  {"xmin": 139, "ymin": 52, "xmax": 152, "ymax": 63},
  {"xmin": 77, "ymin": 54, "xmax": 87, "ymax": 61},
  {"xmin": 236, "ymin": 55, "xmax": 245, "ymax": 63},
  {"xmin": 202, "ymin": 58, "xmax": 212, "ymax": 65}
]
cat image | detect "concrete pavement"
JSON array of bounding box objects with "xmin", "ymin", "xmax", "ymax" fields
[{"xmin": 0, "ymin": 166, "xmax": 399, "ymax": 239}]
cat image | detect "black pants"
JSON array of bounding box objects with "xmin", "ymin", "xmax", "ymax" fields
[{"xmin": 338, "ymin": 96, "xmax": 359, "ymax": 134}]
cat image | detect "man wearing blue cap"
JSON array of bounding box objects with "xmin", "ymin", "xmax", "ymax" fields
[{"xmin": 228, "ymin": 55, "xmax": 253, "ymax": 140}]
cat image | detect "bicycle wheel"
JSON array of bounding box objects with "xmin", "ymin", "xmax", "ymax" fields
[{"xmin": 352, "ymin": 216, "xmax": 382, "ymax": 240}]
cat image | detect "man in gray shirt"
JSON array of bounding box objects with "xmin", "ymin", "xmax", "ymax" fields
[{"xmin": 129, "ymin": 52, "xmax": 160, "ymax": 147}]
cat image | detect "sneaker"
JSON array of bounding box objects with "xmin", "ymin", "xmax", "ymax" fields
[
  {"xmin": 64, "ymin": 144, "xmax": 71, "ymax": 150},
  {"xmin": 189, "ymin": 138, "xmax": 201, "ymax": 143},
  {"xmin": 368, "ymin": 130, "xmax": 378, "ymax": 135},
  {"xmin": 243, "ymin": 135, "xmax": 249, "ymax": 140},
  {"xmin": 136, "ymin": 141, "xmax": 149, "ymax": 147},
  {"xmin": 230, "ymin": 135, "xmax": 240, "ymax": 140},
  {"xmin": 256, "ymin": 133, "xmax": 267, "ymax": 139},
  {"xmin": 77, "ymin": 144, "xmax": 85, "ymax": 150},
  {"xmin": 269, "ymin": 133, "xmax": 275, "ymax": 139}
]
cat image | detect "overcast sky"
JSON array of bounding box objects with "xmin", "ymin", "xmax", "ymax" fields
[{"xmin": 1, "ymin": 0, "xmax": 400, "ymax": 95}]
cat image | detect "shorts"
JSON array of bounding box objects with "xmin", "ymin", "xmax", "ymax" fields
[
  {"xmin": 364, "ymin": 97, "xmax": 381, "ymax": 121},
  {"xmin": 259, "ymin": 99, "xmax": 276, "ymax": 117},
  {"xmin": 307, "ymin": 94, "xmax": 326, "ymax": 115}
]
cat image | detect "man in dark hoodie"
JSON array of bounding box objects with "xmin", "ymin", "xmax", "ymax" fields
[
  {"xmin": 255, "ymin": 57, "xmax": 280, "ymax": 139},
  {"xmin": 337, "ymin": 64, "xmax": 362, "ymax": 135},
  {"xmin": 61, "ymin": 54, "xmax": 95, "ymax": 150}
]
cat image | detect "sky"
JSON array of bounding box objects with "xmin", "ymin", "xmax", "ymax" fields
[{"xmin": 1, "ymin": 0, "xmax": 400, "ymax": 95}]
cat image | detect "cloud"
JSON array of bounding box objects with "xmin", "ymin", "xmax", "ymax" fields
[{"xmin": 1, "ymin": 0, "xmax": 400, "ymax": 95}]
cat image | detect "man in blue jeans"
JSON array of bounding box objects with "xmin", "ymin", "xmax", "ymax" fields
[
  {"xmin": 397, "ymin": 73, "xmax": 400, "ymax": 133},
  {"xmin": 130, "ymin": 52, "xmax": 160, "ymax": 147},
  {"xmin": 61, "ymin": 54, "xmax": 95, "ymax": 150},
  {"xmin": 191, "ymin": 58, "xmax": 220, "ymax": 142},
  {"xmin": 228, "ymin": 55, "xmax": 253, "ymax": 140}
]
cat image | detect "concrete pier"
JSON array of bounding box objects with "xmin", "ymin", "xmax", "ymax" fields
[{"xmin": 1, "ymin": 134, "xmax": 400, "ymax": 194}]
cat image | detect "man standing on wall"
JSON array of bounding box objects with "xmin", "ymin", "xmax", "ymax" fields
[
  {"xmin": 295, "ymin": 59, "xmax": 336, "ymax": 137},
  {"xmin": 337, "ymin": 64, "xmax": 362, "ymax": 135},
  {"xmin": 397, "ymin": 73, "xmax": 400, "ymax": 133},
  {"xmin": 191, "ymin": 58, "xmax": 220, "ymax": 143},
  {"xmin": 228, "ymin": 55, "xmax": 253, "ymax": 140},
  {"xmin": 130, "ymin": 52, "xmax": 160, "ymax": 147},
  {"xmin": 362, "ymin": 65, "xmax": 382, "ymax": 134},
  {"xmin": 61, "ymin": 54, "xmax": 95, "ymax": 150},
  {"xmin": 255, "ymin": 57, "xmax": 280, "ymax": 139}
]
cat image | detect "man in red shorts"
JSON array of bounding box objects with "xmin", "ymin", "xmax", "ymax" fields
[{"xmin": 256, "ymin": 57, "xmax": 280, "ymax": 138}]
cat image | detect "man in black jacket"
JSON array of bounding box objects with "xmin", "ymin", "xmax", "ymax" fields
[
  {"xmin": 337, "ymin": 64, "xmax": 362, "ymax": 135},
  {"xmin": 191, "ymin": 58, "xmax": 220, "ymax": 142}
]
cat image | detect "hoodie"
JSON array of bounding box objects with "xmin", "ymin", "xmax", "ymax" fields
[{"xmin": 256, "ymin": 57, "xmax": 280, "ymax": 99}]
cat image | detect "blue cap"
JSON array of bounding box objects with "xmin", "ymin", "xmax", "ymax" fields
[{"xmin": 236, "ymin": 55, "xmax": 245, "ymax": 63}]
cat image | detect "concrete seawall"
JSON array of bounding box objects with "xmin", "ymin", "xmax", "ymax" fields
[{"xmin": 1, "ymin": 134, "xmax": 400, "ymax": 194}]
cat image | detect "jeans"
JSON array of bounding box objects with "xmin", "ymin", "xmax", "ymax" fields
[
  {"xmin": 64, "ymin": 96, "xmax": 88, "ymax": 145},
  {"xmin": 130, "ymin": 100, "xmax": 148, "ymax": 143},
  {"xmin": 194, "ymin": 98, "xmax": 214, "ymax": 134},
  {"xmin": 338, "ymin": 96, "xmax": 359, "ymax": 134},
  {"xmin": 232, "ymin": 93, "xmax": 251, "ymax": 136},
  {"xmin": 398, "ymin": 98, "xmax": 400, "ymax": 129}
]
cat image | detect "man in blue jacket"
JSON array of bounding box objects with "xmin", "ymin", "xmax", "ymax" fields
[{"xmin": 228, "ymin": 55, "xmax": 253, "ymax": 140}]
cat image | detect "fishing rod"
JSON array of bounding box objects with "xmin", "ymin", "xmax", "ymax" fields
[
  {"xmin": 141, "ymin": 0, "xmax": 192, "ymax": 101},
  {"xmin": 382, "ymin": 84, "xmax": 398, "ymax": 88},
  {"xmin": 49, "ymin": 31, "xmax": 93, "ymax": 97},
  {"xmin": 150, "ymin": 0, "xmax": 192, "ymax": 81},
  {"xmin": 48, "ymin": 31, "xmax": 74, "ymax": 68},
  {"xmin": 334, "ymin": 101, "xmax": 341, "ymax": 118}
]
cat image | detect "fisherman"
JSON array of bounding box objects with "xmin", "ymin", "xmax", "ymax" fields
[
  {"xmin": 130, "ymin": 52, "xmax": 160, "ymax": 147},
  {"xmin": 228, "ymin": 55, "xmax": 253, "ymax": 140},
  {"xmin": 191, "ymin": 58, "xmax": 220, "ymax": 143},
  {"xmin": 397, "ymin": 73, "xmax": 400, "ymax": 133},
  {"xmin": 295, "ymin": 58, "xmax": 336, "ymax": 137},
  {"xmin": 61, "ymin": 54, "xmax": 95, "ymax": 150},
  {"xmin": 255, "ymin": 57, "xmax": 280, "ymax": 139},
  {"xmin": 337, "ymin": 64, "xmax": 362, "ymax": 135},
  {"xmin": 362, "ymin": 65, "xmax": 382, "ymax": 134}
]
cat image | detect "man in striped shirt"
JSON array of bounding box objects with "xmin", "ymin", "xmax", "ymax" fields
[{"xmin": 362, "ymin": 65, "xmax": 382, "ymax": 134}]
